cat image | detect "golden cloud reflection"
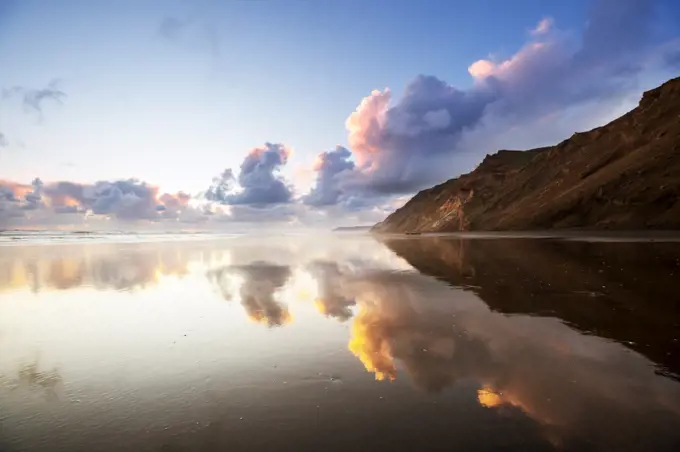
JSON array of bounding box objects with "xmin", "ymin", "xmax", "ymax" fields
[
  {"xmin": 477, "ymin": 387, "xmax": 503, "ymax": 408},
  {"xmin": 342, "ymin": 274, "xmax": 468, "ymax": 392},
  {"xmin": 348, "ymin": 305, "xmax": 396, "ymax": 381},
  {"xmin": 307, "ymin": 261, "xmax": 356, "ymax": 321},
  {"xmin": 207, "ymin": 262, "xmax": 293, "ymax": 328},
  {"xmin": 313, "ymin": 237, "xmax": 680, "ymax": 450}
]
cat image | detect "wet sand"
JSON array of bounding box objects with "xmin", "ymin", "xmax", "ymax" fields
[{"xmin": 1, "ymin": 232, "xmax": 679, "ymax": 451}]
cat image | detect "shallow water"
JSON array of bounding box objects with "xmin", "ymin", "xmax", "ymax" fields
[{"xmin": 1, "ymin": 232, "xmax": 680, "ymax": 451}]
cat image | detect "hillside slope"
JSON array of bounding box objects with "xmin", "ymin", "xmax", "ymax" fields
[{"xmin": 373, "ymin": 77, "xmax": 680, "ymax": 233}]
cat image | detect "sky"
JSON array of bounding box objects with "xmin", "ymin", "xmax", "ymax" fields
[{"xmin": 1, "ymin": 0, "xmax": 679, "ymax": 229}]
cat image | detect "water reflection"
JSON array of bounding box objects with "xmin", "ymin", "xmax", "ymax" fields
[
  {"xmin": 1, "ymin": 234, "xmax": 680, "ymax": 451},
  {"xmin": 208, "ymin": 262, "xmax": 293, "ymax": 327},
  {"xmin": 307, "ymin": 261, "xmax": 356, "ymax": 321},
  {"xmin": 343, "ymin": 267, "xmax": 680, "ymax": 448},
  {"xmin": 0, "ymin": 361, "xmax": 62, "ymax": 401},
  {"xmin": 379, "ymin": 236, "xmax": 680, "ymax": 378},
  {"xmin": 0, "ymin": 244, "xmax": 201, "ymax": 293}
]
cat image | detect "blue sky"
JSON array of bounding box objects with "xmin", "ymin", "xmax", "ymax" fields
[
  {"xmin": 0, "ymin": 0, "xmax": 678, "ymax": 228},
  {"xmin": 0, "ymin": 0, "xmax": 587, "ymax": 189}
]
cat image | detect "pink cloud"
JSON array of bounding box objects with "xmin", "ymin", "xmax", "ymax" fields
[
  {"xmin": 346, "ymin": 89, "xmax": 391, "ymax": 169},
  {"xmin": 531, "ymin": 17, "xmax": 554, "ymax": 36}
]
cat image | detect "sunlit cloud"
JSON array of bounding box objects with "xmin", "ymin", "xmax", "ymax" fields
[
  {"xmin": 304, "ymin": 0, "xmax": 680, "ymax": 207},
  {"xmin": 531, "ymin": 17, "xmax": 554, "ymax": 36},
  {"xmin": 3, "ymin": 1, "xmax": 679, "ymax": 228}
]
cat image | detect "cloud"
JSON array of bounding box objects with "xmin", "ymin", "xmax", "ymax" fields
[
  {"xmin": 158, "ymin": 16, "xmax": 187, "ymax": 41},
  {"xmin": 1, "ymin": 177, "xmax": 212, "ymax": 226},
  {"xmin": 207, "ymin": 143, "xmax": 294, "ymax": 206},
  {"xmin": 1, "ymin": 172, "xmax": 310, "ymax": 228},
  {"xmin": 0, "ymin": 133, "xmax": 7, "ymax": 148},
  {"xmin": 205, "ymin": 169, "xmax": 235, "ymax": 203},
  {"xmin": 0, "ymin": 179, "xmax": 42, "ymax": 222},
  {"xmin": 216, "ymin": 204, "xmax": 301, "ymax": 224},
  {"xmin": 309, "ymin": 0, "xmax": 680, "ymax": 205},
  {"xmin": 24, "ymin": 178, "xmax": 44, "ymax": 210},
  {"xmin": 303, "ymin": 146, "xmax": 355, "ymax": 207},
  {"xmin": 531, "ymin": 17, "xmax": 553, "ymax": 36},
  {"xmin": 2, "ymin": 79, "xmax": 67, "ymax": 114},
  {"xmin": 158, "ymin": 14, "xmax": 221, "ymax": 58},
  {"xmin": 45, "ymin": 179, "xmax": 161, "ymax": 220},
  {"xmin": 343, "ymin": 76, "xmax": 495, "ymax": 194},
  {"xmin": 157, "ymin": 191, "xmax": 192, "ymax": 219}
]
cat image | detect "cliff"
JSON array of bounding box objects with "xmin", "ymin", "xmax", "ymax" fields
[{"xmin": 373, "ymin": 77, "xmax": 680, "ymax": 233}]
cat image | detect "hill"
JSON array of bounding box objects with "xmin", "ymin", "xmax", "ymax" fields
[
  {"xmin": 373, "ymin": 77, "xmax": 680, "ymax": 233},
  {"xmin": 333, "ymin": 225, "xmax": 372, "ymax": 232}
]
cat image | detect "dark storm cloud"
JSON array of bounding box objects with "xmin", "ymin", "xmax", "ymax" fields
[
  {"xmin": 315, "ymin": 0, "xmax": 680, "ymax": 201},
  {"xmin": 2, "ymin": 79, "xmax": 67, "ymax": 114},
  {"xmin": 207, "ymin": 143, "xmax": 294, "ymax": 206}
]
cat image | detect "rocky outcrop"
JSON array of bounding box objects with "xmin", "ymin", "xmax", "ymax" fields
[{"xmin": 373, "ymin": 77, "xmax": 680, "ymax": 233}]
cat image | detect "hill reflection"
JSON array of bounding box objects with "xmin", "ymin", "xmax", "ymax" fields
[{"xmin": 379, "ymin": 236, "xmax": 680, "ymax": 378}]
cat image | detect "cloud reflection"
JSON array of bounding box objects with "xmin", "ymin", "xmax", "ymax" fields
[
  {"xmin": 0, "ymin": 361, "xmax": 62, "ymax": 401},
  {"xmin": 1, "ymin": 234, "xmax": 679, "ymax": 450},
  {"xmin": 307, "ymin": 261, "xmax": 356, "ymax": 321},
  {"xmin": 332, "ymin": 236, "xmax": 680, "ymax": 449},
  {"xmin": 0, "ymin": 244, "xmax": 206, "ymax": 293},
  {"xmin": 208, "ymin": 262, "xmax": 293, "ymax": 327},
  {"xmin": 318, "ymin": 264, "xmax": 680, "ymax": 449}
]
